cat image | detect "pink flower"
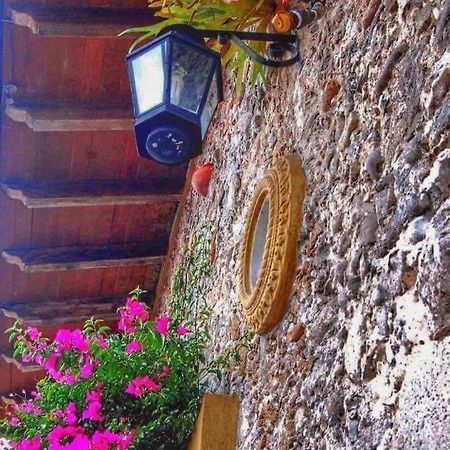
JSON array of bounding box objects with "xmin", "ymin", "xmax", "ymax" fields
[
  {"xmin": 125, "ymin": 340, "xmax": 142, "ymax": 354},
  {"xmin": 141, "ymin": 377, "xmax": 160, "ymax": 392},
  {"xmin": 53, "ymin": 329, "xmax": 72, "ymax": 352},
  {"xmin": 82, "ymin": 390, "xmax": 102, "ymax": 422},
  {"xmin": 26, "ymin": 327, "xmax": 40, "ymax": 341},
  {"xmin": 53, "ymin": 329, "xmax": 89, "ymax": 353},
  {"xmin": 160, "ymin": 366, "xmax": 170, "ymax": 379},
  {"xmin": 126, "ymin": 298, "xmax": 149, "ymax": 322},
  {"xmin": 118, "ymin": 298, "xmax": 149, "ymax": 334},
  {"xmin": 177, "ymin": 325, "xmax": 189, "ymax": 336},
  {"xmin": 91, "ymin": 429, "xmax": 135, "ymax": 450},
  {"xmin": 125, "ymin": 381, "xmax": 142, "ymax": 397},
  {"xmin": 96, "ymin": 335, "xmax": 108, "ymax": 349},
  {"xmin": 125, "ymin": 375, "xmax": 160, "ymax": 397},
  {"xmin": 79, "ymin": 359, "xmax": 96, "ymax": 379},
  {"xmin": 71, "ymin": 330, "xmax": 89, "ymax": 353},
  {"xmin": 21, "ymin": 401, "xmax": 41, "ymax": 415},
  {"xmin": 91, "ymin": 430, "xmax": 117, "ymax": 450},
  {"xmin": 118, "ymin": 313, "xmax": 136, "ymax": 334},
  {"xmin": 82, "ymin": 401, "xmax": 102, "ymax": 421},
  {"xmin": 10, "ymin": 416, "xmax": 19, "ymax": 426},
  {"xmin": 43, "ymin": 352, "xmax": 59, "ymax": 372},
  {"xmin": 37, "ymin": 342, "xmax": 47, "ymax": 351},
  {"xmin": 60, "ymin": 373, "xmax": 76, "ymax": 386},
  {"xmin": 87, "ymin": 390, "xmax": 102, "ymax": 403},
  {"xmin": 22, "ymin": 352, "xmax": 32, "ymax": 363},
  {"xmin": 64, "ymin": 402, "xmax": 77, "ymax": 426},
  {"xmin": 155, "ymin": 316, "xmax": 170, "ymax": 336},
  {"xmin": 118, "ymin": 430, "xmax": 135, "ymax": 450},
  {"xmin": 12, "ymin": 436, "xmax": 41, "ymax": 450},
  {"xmin": 48, "ymin": 425, "xmax": 90, "ymax": 450}
]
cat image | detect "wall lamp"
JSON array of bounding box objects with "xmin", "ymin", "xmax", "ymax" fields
[{"xmin": 126, "ymin": 25, "xmax": 300, "ymax": 166}]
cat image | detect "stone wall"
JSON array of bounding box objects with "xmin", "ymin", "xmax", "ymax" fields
[{"xmin": 162, "ymin": 1, "xmax": 450, "ymax": 448}]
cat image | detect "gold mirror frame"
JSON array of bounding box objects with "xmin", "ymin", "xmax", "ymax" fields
[{"xmin": 238, "ymin": 155, "xmax": 307, "ymax": 335}]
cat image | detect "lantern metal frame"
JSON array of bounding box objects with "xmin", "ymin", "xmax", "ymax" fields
[
  {"xmin": 126, "ymin": 25, "xmax": 301, "ymax": 165},
  {"xmin": 126, "ymin": 26, "xmax": 223, "ymax": 165}
]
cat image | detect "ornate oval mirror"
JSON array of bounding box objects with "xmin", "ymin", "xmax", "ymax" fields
[{"xmin": 239, "ymin": 154, "xmax": 307, "ymax": 335}]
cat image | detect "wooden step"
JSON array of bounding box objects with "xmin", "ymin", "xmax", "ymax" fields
[
  {"xmin": 6, "ymin": 102, "xmax": 133, "ymax": 132},
  {"xmin": 2, "ymin": 242, "xmax": 167, "ymax": 273},
  {"xmin": 0, "ymin": 296, "xmax": 135, "ymax": 326},
  {"xmin": 1, "ymin": 178, "xmax": 184, "ymax": 208},
  {"xmin": 1, "ymin": 351, "xmax": 41, "ymax": 373},
  {"xmin": 9, "ymin": 4, "xmax": 156, "ymax": 37}
]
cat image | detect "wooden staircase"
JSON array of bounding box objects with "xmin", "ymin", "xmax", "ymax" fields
[{"xmin": 0, "ymin": 0, "xmax": 186, "ymax": 397}]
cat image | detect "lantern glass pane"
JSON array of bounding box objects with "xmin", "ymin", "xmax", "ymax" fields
[
  {"xmin": 170, "ymin": 40, "xmax": 215, "ymax": 113},
  {"xmin": 201, "ymin": 71, "xmax": 219, "ymax": 138},
  {"xmin": 131, "ymin": 43, "xmax": 166, "ymax": 115}
]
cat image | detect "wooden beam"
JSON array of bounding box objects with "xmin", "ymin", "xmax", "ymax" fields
[
  {"xmin": 1, "ymin": 178, "xmax": 184, "ymax": 208},
  {"xmin": 1, "ymin": 351, "xmax": 41, "ymax": 373},
  {"xmin": 6, "ymin": 103, "xmax": 133, "ymax": 132},
  {"xmin": 0, "ymin": 296, "xmax": 143, "ymax": 326},
  {"xmin": 2, "ymin": 242, "xmax": 167, "ymax": 273},
  {"xmin": 9, "ymin": 5, "xmax": 156, "ymax": 37}
]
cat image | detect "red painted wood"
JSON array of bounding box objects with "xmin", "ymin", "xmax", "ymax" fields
[
  {"xmin": 33, "ymin": 132, "xmax": 76, "ymax": 180},
  {"xmin": 0, "ymin": 121, "xmax": 36, "ymax": 181}
]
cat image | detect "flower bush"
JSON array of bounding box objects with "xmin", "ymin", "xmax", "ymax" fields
[{"xmin": 0, "ymin": 231, "xmax": 251, "ymax": 449}]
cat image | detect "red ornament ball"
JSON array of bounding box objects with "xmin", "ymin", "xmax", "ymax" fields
[{"xmin": 191, "ymin": 163, "xmax": 213, "ymax": 197}]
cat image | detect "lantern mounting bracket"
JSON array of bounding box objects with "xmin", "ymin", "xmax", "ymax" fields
[
  {"xmin": 157, "ymin": 25, "xmax": 301, "ymax": 68},
  {"xmin": 196, "ymin": 29, "xmax": 301, "ymax": 68}
]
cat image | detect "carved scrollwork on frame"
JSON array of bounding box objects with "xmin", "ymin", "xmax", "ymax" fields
[{"xmin": 238, "ymin": 155, "xmax": 307, "ymax": 335}]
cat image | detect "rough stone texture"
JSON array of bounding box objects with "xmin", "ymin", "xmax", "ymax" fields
[{"xmin": 162, "ymin": 1, "xmax": 450, "ymax": 448}]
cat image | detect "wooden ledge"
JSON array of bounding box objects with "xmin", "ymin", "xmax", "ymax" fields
[
  {"xmin": 188, "ymin": 395, "xmax": 240, "ymax": 450},
  {"xmin": 2, "ymin": 242, "xmax": 167, "ymax": 273},
  {"xmin": 1, "ymin": 178, "xmax": 184, "ymax": 208},
  {"xmin": 6, "ymin": 103, "xmax": 133, "ymax": 132},
  {"xmin": 0, "ymin": 295, "xmax": 142, "ymax": 326},
  {"xmin": 9, "ymin": 4, "xmax": 156, "ymax": 37},
  {"xmin": 1, "ymin": 351, "xmax": 41, "ymax": 373}
]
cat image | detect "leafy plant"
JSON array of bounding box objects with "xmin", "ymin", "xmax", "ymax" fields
[
  {"xmin": 0, "ymin": 228, "xmax": 252, "ymax": 450},
  {"xmin": 121, "ymin": 0, "xmax": 279, "ymax": 94}
]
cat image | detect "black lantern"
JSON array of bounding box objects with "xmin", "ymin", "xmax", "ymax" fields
[
  {"xmin": 127, "ymin": 25, "xmax": 300, "ymax": 166},
  {"xmin": 126, "ymin": 26, "xmax": 223, "ymax": 166}
]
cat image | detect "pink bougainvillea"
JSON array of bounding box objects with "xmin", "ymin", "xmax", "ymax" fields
[
  {"xmin": 125, "ymin": 375, "xmax": 160, "ymax": 397},
  {"xmin": 118, "ymin": 298, "xmax": 149, "ymax": 334},
  {"xmin": 91, "ymin": 429, "xmax": 134, "ymax": 450},
  {"xmin": 79, "ymin": 359, "xmax": 97, "ymax": 379},
  {"xmin": 155, "ymin": 316, "xmax": 170, "ymax": 336},
  {"xmin": 177, "ymin": 325, "xmax": 189, "ymax": 336},
  {"xmin": 11, "ymin": 436, "xmax": 41, "ymax": 450},
  {"xmin": 125, "ymin": 340, "xmax": 142, "ymax": 354},
  {"xmin": 47, "ymin": 425, "xmax": 90, "ymax": 450},
  {"xmin": 82, "ymin": 390, "xmax": 103, "ymax": 422},
  {"xmin": 1, "ymin": 244, "xmax": 237, "ymax": 450}
]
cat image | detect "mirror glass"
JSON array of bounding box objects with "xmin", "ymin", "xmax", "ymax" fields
[{"xmin": 250, "ymin": 199, "xmax": 270, "ymax": 287}]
